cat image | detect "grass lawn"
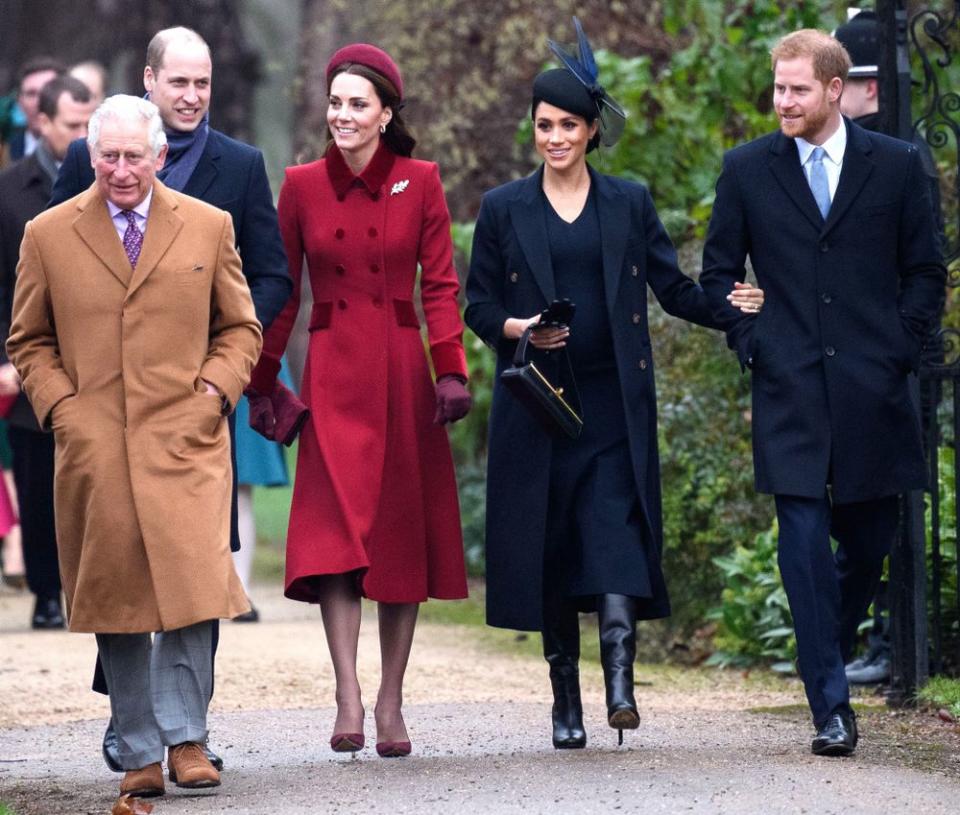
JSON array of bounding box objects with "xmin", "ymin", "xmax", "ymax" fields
[
  {"xmin": 919, "ymin": 675, "xmax": 960, "ymax": 718},
  {"xmin": 250, "ymin": 443, "xmax": 295, "ymax": 581}
]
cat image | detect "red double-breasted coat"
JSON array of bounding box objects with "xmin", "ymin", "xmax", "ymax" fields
[{"xmin": 253, "ymin": 143, "xmax": 468, "ymax": 603}]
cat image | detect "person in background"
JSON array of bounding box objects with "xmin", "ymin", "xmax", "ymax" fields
[
  {"xmin": 70, "ymin": 60, "xmax": 109, "ymax": 107},
  {"xmin": 0, "ymin": 452, "xmax": 22, "ymax": 588},
  {"xmin": 0, "ymin": 75, "xmax": 94, "ymax": 628},
  {"xmin": 3, "ymin": 57, "xmax": 66, "ymax": 165},
  {"xmin": 700, "ymin": 29, "xmax": 944, "ymax": 757},
  {"xmin": 832, "ymin": 8, "xmax": 945, "ymax": 687},
  {"xmin": 7, "ymin": 93, "xmax": 261, "ymax": 799},
  {"xmin": 465, "ymin": 19, "xmax": 764, "ymax": 751},
  {"xmin": 247, "ymin": 43, "xmax": 471, "ymax": 759},
  {"xmin": 231, "ymin": 357, "xmax": 296, "ymax": 623},
  {"xmin": 48, "ymin": 25, "xmax": 291, "ymax": 773}
]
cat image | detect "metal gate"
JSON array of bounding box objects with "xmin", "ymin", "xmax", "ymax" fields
[{"xmin": 879, "ymin": 0, "xmax": 960, "ymax": 699}]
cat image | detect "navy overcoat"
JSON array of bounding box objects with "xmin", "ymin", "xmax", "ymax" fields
[
  {"xmin": 700, "ymin": 119, "xmax": 945, "ymax": 503},
  {"xmin": 465, "ymin": 166, "xmax": 730, "ymax": 631}
]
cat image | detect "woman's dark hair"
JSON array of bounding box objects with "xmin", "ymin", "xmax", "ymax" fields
[{"xmin": 325, "ymin": 63, "xmax": 416, "ymax": 157}]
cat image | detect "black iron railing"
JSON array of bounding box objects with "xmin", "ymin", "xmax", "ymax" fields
[{"xmin": 878, "ymin": 0, "xmax": 960, "ymax": 699}]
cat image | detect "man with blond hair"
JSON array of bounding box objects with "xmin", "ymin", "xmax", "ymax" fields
[
  {"xmin": 700, "ymin": 29, "xmax": 944, "ymax": 755},
  {"xmin": 8, "ymin": 94, "xmax": 261, "ymax": 797}
]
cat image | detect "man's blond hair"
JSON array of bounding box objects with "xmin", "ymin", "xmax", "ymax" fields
[{"xmin": 771, "ymin": 29, "xmax": 852, "ymax": 85}]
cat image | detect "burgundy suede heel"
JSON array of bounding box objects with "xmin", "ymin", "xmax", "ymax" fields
[
  {"xmin": 375, "ymin": 740, "xmax": 411, "ymax": 758},
  {"xmin": 330, "ymin": 733, "xmax": 365, "ymax": 753}
]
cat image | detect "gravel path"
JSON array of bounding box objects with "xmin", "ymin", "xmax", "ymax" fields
[{"xmin": 0, "ymin": 582, "xmax": 957, "ymax": 814}]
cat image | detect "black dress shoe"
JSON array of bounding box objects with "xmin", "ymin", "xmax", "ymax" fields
[
  {"xmin": 812, "ymin": 709, "xmax": 858, "ymax": 756},
  {"xmin": 102, "ymin": 718, "xmax": 123, "ymax": 772},
  {"xmin": 103, "ymin": 718, "xmax": 224, "ymax": 772},
  {"xmin": 232, "ymin": 604, "xmax": 260, "ymax": 623},
  {"xmin": 204, "ymin": 744, "xmax": 224, "ymax": 771},
  {"xmin": 31, "ymin": 596, "xmax": 65, "ymax": 629}
]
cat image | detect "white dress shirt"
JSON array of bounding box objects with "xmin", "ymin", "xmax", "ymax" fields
[
  {"xmin": 23, "ymin": 130, "xmax": 39, "ymax": 157},
  {"xmin": 795, "ymin": 120, "xmax": 846, "ymax": 202},
  {"xmin": 106, "ymin": 190, "xmax": 152, "ymax": 243}
]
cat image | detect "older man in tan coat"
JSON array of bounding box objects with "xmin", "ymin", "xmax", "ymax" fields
[{"xmin": 7, "ymin": 94, "xmax": 261, "ymax": 798}]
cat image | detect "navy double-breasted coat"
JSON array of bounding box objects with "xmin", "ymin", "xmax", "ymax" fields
[
  {"xmin": 700, "ymin": 119, "xmax": 945, "ymax": 503},
  {"xmin": 466, "ymin": 166, "xmax": 730, "ymax": 631}
]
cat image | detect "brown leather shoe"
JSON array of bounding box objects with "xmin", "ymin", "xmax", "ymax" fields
[
  {"xmin": 119, "ymin": 762, "xmax": 165, "ymax": 797},
  {"xmin": 167, "ymin": 742, "xmax": 221, "ymax": 788}
]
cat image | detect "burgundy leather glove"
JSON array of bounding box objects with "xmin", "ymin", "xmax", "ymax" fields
[
  {"xmin": 245, "ymin": 381, "xmax": 310, "ymax": 446},
  {"xmin": 434, "ymin": 375, "xmax": 472, "ymax": 425}
]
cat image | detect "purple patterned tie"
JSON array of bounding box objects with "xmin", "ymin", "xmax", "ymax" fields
[{"xmin": 121, "ymin": 210, "xmax": 142, "ymax": 268}]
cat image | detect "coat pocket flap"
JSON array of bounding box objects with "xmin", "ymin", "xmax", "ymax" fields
[
  {"xmin": 309, "ymin": 301, "xmax": 333, "ymax": 331},
  {"xmin": 393, "ymin": 299, "xmax": 420, "ymax": 328}
]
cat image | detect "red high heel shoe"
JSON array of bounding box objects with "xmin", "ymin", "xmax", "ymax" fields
[
  {"xmin": 375, "ymin": 740, "xmax": 411, "ymax": 758},
  {"xmin": 330, "ymin": 733, "xmax": 364, "ymax": 753}
]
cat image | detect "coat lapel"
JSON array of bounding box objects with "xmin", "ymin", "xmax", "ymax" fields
[
  {"xmin": 768, "ymin": 130, "xmax": 824, "ymax": 232},
  {"xmin": 508, "ymin": 167, "xmax": 555, "ymax": 304},
  {"xmin": 823, "ymin": 119, "xmax": 874, "ymax": 236},
  {"xmin": 126, "ymin": 180, "xmax": 183, "ymax": 299},
  {"xmin": 592, "ymin": 168, "xmax": 631, "ymax": 319},
  {"xmin": 182, "ymin": 133, "xmax": 219, "ymax": 200},
  {"xmin": 72, "ymin": 184, "xmax": 133, "ymax": 288}
]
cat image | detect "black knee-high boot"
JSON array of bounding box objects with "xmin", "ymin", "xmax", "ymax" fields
[
  {"xmin": 542, "ymin": 600, "xmax": 586, "ymax": 749},
  {"xmin": 598, "ymin": 593, "xmax": 640, "ymax": 744}
]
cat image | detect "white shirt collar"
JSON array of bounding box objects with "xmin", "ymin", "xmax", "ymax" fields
[
  {"xmin": 107, "ymin": 188, "xmax": 153, "ymax": 223},
  {"xmin": 795, "ymin": 117, "xmax": 847, "ymax": 166}
]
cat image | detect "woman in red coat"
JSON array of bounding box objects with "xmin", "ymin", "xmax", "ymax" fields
[{"xmin": 249, "ymin": 44, "xmax": 471, "ymax": 757}]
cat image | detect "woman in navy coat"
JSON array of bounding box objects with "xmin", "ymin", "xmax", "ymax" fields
[{"xmin": 465, "ymin": 21, "xmax": 763, "ymax": 750}]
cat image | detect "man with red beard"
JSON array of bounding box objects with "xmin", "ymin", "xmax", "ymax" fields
[{"xmin": 700, "ymin": 29, "xmax": 944, "ymax": 756}]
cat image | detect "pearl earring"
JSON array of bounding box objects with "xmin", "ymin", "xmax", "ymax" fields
[{"xmin": 380, "ymin": 123, "xmax": 386, "ymax": 134}]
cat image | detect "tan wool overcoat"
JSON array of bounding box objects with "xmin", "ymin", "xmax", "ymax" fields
[{"xmin": 7, "ymin": 179, "xmax": 262, "ymax": 633}]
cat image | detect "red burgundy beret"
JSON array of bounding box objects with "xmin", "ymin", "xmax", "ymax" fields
[{"xmin": 326, "ymin": 43, "xmax": 404, "ymax": 99}]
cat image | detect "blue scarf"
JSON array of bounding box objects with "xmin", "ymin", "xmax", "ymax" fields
[{"xmin": 157, "ymin": 111, "xmax": 210, "ymax": 192}]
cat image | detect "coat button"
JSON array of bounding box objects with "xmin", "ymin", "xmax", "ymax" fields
[
  {"xmin": 509, "ymin": 272, "xmax": 518, "ymax": 283},
  {"xmin": 639, "ymin": 358, "xmax": 648, "ymax": 370},
  {"xmin": 337, "ymin": 194, "xmax": 345, "ymax": 202},
  {"xmin": 819, "ymin": 241, "xmax": 829, "ymax": 252},
  {"xmin": 632, "ymin": 313, "xmax": 641, "ymax": 325},
  {"xmin": 368, "ymin": 227, "xmax": 378, "ymax": 238},
  {"xmin": 373, "ymin": 297, "xmax": 383, "ymax": 308},
  {"xmin": 335, "ymin": 228, "xmax": 345, "ymax": 239},
  {"xmin": 821, "ymin": 292, "xmax": 832, "ymax": 304},
  {"xmin": 335, "ymin": 264, "xmax": 345, "ymax": 276},
  {"xmin": 631, "ymin": 265, "xmax": 639, "ymax": 277},
  {"xmin": 371, "ymin": 263, "xmax": 380, "ymax": 273},
  {"xmin": 338, "ymin": 298, "xmax": 348, "ymax": 310},
  {"xmin": 825, "ymin": 346, "xmax": 836, "ymax": 357}
]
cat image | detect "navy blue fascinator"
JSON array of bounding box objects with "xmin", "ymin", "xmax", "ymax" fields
[{"xmin": 543, "ymin": 17, "xmax": 626, "ymax": 148}]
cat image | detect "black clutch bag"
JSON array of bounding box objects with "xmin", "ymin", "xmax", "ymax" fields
[{"xmin": 500, "ymin": 327, "xmax": 583, "ymax": 439}]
